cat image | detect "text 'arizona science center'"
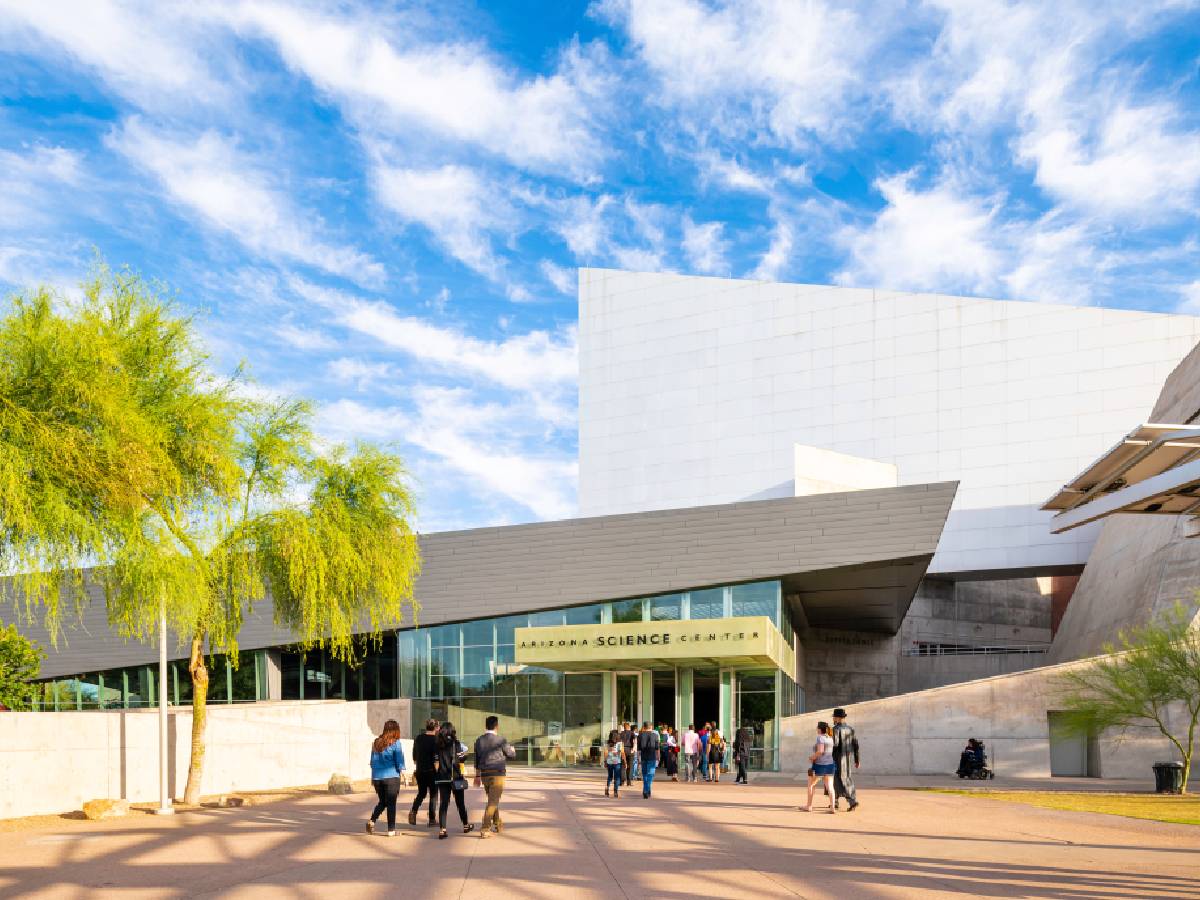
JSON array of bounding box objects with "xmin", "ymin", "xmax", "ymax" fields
[{"xmin": 21, "ymin": 268, "xmax": 1200, "ymax": 774}]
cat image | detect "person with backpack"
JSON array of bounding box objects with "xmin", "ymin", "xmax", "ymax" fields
[
  {"xmin": 636, "ymin": 721, "xmax": 661, "ymax": 798},
  {"xmin": 365, "ymin": 719, "xmax": 406, "ymax": 836},
  {"xmin": 708, "ymin": 728, "xmax": 725, "ymax": 783},
  {"xmin": 473, "ymin": 715, "xmax": 516, "ymax": 838},
  {"xmin": 619, "ymin": 721, "xmax": 637, "ymax": 786},
  {"xmin": 408, "ymin": 717, "xmax": 440, "ymax": 827},
  {"xmin": 433, "ymin": 721, "xmax": 474, "ymax": 839},
  {"xmin": 733, "ymin": 725, "xmax": 753, "ymax": 785},
  {"xmin": 603, "ymin": 729, "xmax": 626, "ymax": 797}
]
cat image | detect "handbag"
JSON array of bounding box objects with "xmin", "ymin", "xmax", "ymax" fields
[{"xmin": 452, "ymin": 776, "xmax": 469, "ymax": 791}]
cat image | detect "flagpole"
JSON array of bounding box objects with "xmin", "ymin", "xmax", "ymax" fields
[{"xmin": 155, "ymin": 598, "xmax": 174, "ymax": 815}]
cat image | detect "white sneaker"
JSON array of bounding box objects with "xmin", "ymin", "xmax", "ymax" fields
[{"xmin": 387, "ymin": 830, "xmax": 397, "ymax": 836}]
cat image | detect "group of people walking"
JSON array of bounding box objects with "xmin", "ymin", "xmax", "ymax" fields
[
  {"xmin": 603, "ymin": 720, "xmax": 756, "ymax": 798},
  {"xmin": 364, "ymin": 707, "xmax": 862, "ymax": 831},
  {"xmin": 367, "ymin": 715, "xmax": 515, "ymax": 840}
]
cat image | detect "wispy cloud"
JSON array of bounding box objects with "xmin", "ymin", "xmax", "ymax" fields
[
  {"xmin": 373, "ymin": 164, "xmax": 506, "ymax": 278},
  {"xmin": 836, "ymin": 172, "xmax": 1001, "ymax": 294},
  {"xmin": 224, "ymin": 1, "xmax": 605, "ymax": 175},
  {"xmin": 109, "ymin": 118, "xmax": 384, "ymax": 286},
  {"xmin": 289, "ymin": 278, "xmax": 576, "ymax": 392},
  {"xmin": 681, "ymin": 216, "xmax": 729, "ymax": 275}
]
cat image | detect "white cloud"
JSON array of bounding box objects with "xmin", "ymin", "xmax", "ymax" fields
[
  {"xmin": 316, "ymin": 388, "xmax": 577, "ymax": 521},
  {"xmin": 289, "ymin": 278, "xmax": 576, "ymax": 392},
  {"xmin": 540, "ymin": 259, "xmax": 576, "ymax": 295},
  {"xmin": 552, "ymin": 194, "xmax": 613, "ymax": 257},
  {"xmin": 109, "ymin": 118, "xmax": 384, "ymax": 286},
  {"xmin": 0, "ymin": 145, "xmax": 85, "ymax": 225},
  {"xmin": 275, "ymin": 321, "xmax": 338, "ymax": 352},
  {"xmin": 698, "ymin": 150, "xmax": 772, "ymax": 194},
  {"xmin": 751, "ymin": 219, "xmax": 794, "ymax": 282},
  {"xmin": 1018, "ymin": 102, "xmax": 1200, "ymax": 220},
  {"xmin": 681, "ymin": 216, "xmax": 728, "ymax": 275},
  {"xmin": 374, "ymin": 164, "xmax": 505, "ymax": 277},
  {"xmin": 0, "ymin": 0, "xmax": 218, "ymax": 108},
  {"xmin": 326, "ymin": 358, "xmax": 395, "ymax": 391},
  {"xmin": 1177, "ymin": 281, "xmax": 1200, "ymax": 315},
  {"xmin": 836, "ymin": 173, "xmax": 1001, "ymax": 293},
  {"xmin": 224, "ymin": 2, "xmax": 602, "ymax": 174},
  {"xmin": 599, "ymin": 0, "xmax": 872, "ymax": 143}
]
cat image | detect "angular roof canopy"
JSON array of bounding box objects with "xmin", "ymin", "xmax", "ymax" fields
[
  {"xmin": 1043, "ymin": 424, "xmax": 1200, "ymax": 533},
  {"xmin": 21, "ymin": 482, "xmax": 957, "ymax": 678}
]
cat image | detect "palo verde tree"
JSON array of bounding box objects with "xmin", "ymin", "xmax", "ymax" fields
[
  {"xmin": 1055, "ymin": 603, "xmax": 1200, "ymax": 792},
  {"xmin": 0, "ymin": 266, "xmax": 421, "ymax": 804},
  {"xmin": 0, "ymin": 623, "xmax": 43, "ymax": 710}
]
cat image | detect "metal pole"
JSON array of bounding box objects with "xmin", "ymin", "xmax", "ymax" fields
[{"xmin": 155, "ymin": 600, "xmax": 174, "ymax": 815}]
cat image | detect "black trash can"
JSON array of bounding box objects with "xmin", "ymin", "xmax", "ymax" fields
[{"xmin": 1152, "ymin": 761, "xmax": 1186, "ymax": 794}]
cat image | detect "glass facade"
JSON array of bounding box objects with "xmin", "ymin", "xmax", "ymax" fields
[
  {"xmin": 34, "ymin": 650, "xmax": 269, "ymax": 710},
  {"xmin": 399, "ymin": 579, "xmax": 797, "ymax": 769},
  {"xmin": 29, "ymin": 580, "xmax": 800, "ymax": 771},
  {"xmin": 34, "ymin": 636, "xmax": 399, "ymax": 709}
]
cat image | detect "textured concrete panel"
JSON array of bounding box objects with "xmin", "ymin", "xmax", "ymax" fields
[{"xmin": 781, "ymin": 659, "xmax": 1186, "ymax": 778}]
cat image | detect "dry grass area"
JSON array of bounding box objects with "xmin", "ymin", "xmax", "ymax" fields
[{"xmin": 926, "ymin": 789, "xmax": 1200, "ymax": 826}]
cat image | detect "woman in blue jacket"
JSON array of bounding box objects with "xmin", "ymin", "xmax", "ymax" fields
[{"xmin": 366, "ymin": 719, "xmax": 406, "ymax": 836}]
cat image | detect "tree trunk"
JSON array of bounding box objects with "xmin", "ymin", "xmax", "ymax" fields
[{"xmin": 182, "ymin": 633, "xmax": 208, "ymax": 806}]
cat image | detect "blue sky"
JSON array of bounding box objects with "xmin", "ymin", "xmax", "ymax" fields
[{"xmin": 2, "ymin": 1, "xmax": 1199, "ymax": 531}]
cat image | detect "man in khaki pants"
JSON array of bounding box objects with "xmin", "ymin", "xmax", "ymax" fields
[{"xmin": 473, "ymin": 715, "xmax": 516, "ymax": 837}]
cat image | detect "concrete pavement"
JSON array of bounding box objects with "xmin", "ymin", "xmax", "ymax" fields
[{"xmin": 0, "ymin": 772, "xmax": 1196, "ymax": 898}]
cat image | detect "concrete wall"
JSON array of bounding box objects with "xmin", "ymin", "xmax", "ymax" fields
[
  {"xmin": 779, "ymin": 660, "xmax": 1183, "ymax": 779},
  {"xmin": 578, "ymin": 268, "xmax": 1200, "ymax": 575},
  {"xmin": 1049, "ymin": 514, "xmax": 1200, "ymax": 662},
  {"xmin": 1048, "ymin": 336, "xmax": 1200, "ymax": 662},
  {"xmin": 798, "ymin": 576, "xmax": 1052, "ymax": 708},
  {"xmin": 897, "ymin": 577, "xmax": 1052, "ymax": 693},
  {"xmin": 0, "ymin": 699, "xmax": 411, "ymax": 820}
]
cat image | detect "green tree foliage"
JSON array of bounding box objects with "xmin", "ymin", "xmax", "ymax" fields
[
  {"xmin": 1055, "ymin": 603, "xmax": 1200, "ymax": 792},
  {"xmin": 0, "ymin": 266, "xmax": 421, "ymax": 804},
  {"xmin": 0, "ymin": 622, "xmax": 43, "ymax": 710}
]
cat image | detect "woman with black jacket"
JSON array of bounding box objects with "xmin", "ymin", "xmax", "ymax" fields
[{"xmin": 433, "ymin": 721, "xmax": 474, "ymax": 839}]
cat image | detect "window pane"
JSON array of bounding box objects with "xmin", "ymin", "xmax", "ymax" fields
[
  {"xmin": 230, "ymin": 652, "xmax": 259, "ymax": 701},
  {"xmin": 529, "ymin": 610, "xmax": 565, "ymax": 627},
  {"xmin": 563, "ymin": 604, "xmax": 602, "ymax": 626},
  {"xmin": 494, "ymin": 615, "xmax": 529, "ymax": 645},
  {"xmin": 280, "ymin": 651, "xmax": 302, "ymax": 700},
  {"xmin": 564, "ymin": 672, "xmax": 603, "ymax": 695},
  {"xmin": 433, "ymin": 646, "xmax": 460, "ymax": 677},
  {"xmin": 611, "ymin": 599, "xmax": 643, "ymax": 623},
  {"xmin": 649, "ymin": 593, "xmax": 682, "ymax": 621},
  {"xmin": 429, "ymin": 624, "xmax": 460, "ymax": 649},
  {"xmin": 731, "ymin": 581, "xmax": 779, "ymax": 622},
  {"xmin": 689, "ymin": 588, "xmax": 724, "ymax": 620},
  {"xmin": 377, "ymin": 633, "xmax": 397, "ymax": 699},
  {"xmin": 526, "ymin": 669, "xmax": 562, "ymax": 694},
  {"xmin": 739, "ymin": 673, "xmax": 775, "ymax": 693},
  {"xmin": 462, "ymin": 645, "xmax": 494, "ymax": 675},
  {"xmin": 460, "ymin": 618, "xmax": 493, "ymax": 646}
]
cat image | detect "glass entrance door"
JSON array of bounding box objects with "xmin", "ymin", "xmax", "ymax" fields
[{"xmin": 614, "ymin": 672, "xmax": 640, "ymax": 729}]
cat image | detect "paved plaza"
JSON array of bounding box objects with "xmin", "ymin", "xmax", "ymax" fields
[{"xmin": 0, "ymin": 773, "xmax": 1196, "ymax": 899}]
